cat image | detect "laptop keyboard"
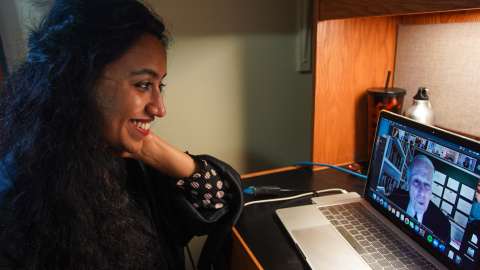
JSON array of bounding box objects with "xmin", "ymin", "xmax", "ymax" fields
[{"xmin": 318, "ymin": 202, "xmax": 438, "ymax": 270}]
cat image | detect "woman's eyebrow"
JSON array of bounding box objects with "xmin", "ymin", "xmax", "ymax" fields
[{"xmin": 130, "ymin": 68, "xmax": 162, "ymax": 78}]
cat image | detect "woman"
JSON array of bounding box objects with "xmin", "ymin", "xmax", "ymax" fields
[{"xmin": 0, "ymin": 0, "xmax": 243, "ymax": 269}]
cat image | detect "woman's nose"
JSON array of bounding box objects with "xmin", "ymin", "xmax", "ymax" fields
[{"xmin": 146, "ymin": 90, "xmax": 166, "ymax": 117}]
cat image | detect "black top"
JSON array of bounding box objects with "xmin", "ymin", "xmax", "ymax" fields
[{"xmin": 0, "ymin": 154, "xmax": 243, "ymax": 270}]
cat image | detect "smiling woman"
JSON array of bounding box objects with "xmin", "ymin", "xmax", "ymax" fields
[
  {"xmin": 95, "ymin": 34, "xmax": 168, "ymax": 156},
  {"xmin": 0, "ymin": 0, "xmax": 243, "ymax": 269}
]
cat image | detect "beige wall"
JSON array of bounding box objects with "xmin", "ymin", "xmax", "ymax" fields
[
  {"xmin": 151, "ymin": 0, "xmax": 313, "ymax": 174},
  {"xmin": 394, "ymin": 22, "xmax": 480, "ymax": 138},
  {"xmin": 0, "ymin": 0, "xmax": 313, "ymax": 175},
  {"xmin": 0, "ymin": 0, "xmax": 27, "ymax": 66}
]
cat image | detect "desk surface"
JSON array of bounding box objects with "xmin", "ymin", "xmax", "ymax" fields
[{"xmin": 234, "ymin": 165, "xmax": 368, "ymax": 269}]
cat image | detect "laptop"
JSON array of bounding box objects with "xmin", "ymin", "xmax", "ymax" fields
[{"xmin": 276, "ymin": 110, "xmax": 480, "ymax": 270}]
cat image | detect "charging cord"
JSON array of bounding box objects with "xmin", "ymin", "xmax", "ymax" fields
[
  {"xmin": 243, "ymin": 188, "xmax": 348, "ymax": 207},
  {"xmin": 292, "ymin": 161, "xmax": 367, "ymax": 179},
  {"xmin": 243, "ymin": 162, "xmax": 364, "ymax": 206}
]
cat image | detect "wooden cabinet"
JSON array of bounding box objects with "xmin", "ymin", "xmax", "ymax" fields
[{"xmin": 311, "ymin": 0, "xmax": 480, "ymax": 166}]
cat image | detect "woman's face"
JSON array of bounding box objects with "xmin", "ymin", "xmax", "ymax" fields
[{"xmin": 95, "ymin": 34, "xmax": 167, "ymax": 153}]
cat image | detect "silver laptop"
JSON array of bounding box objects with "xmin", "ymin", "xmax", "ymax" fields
[{"xmin": 276, "ymin": 110, "xmax": 480, "ymax": 270}]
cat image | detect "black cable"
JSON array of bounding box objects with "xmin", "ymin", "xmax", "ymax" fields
[{"xmin": 292, "ymin": 162, "xmax": 367, "ymax": 179}]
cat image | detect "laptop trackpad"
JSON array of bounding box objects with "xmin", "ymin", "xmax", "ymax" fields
[{"xmin": 292, "ymin": 225, "xmax": 369, "ymax": 270}]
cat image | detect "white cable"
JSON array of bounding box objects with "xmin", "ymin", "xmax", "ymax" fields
[{"xmin": 243, "ymin": 188, "xmax": 348, "ymax": 207}]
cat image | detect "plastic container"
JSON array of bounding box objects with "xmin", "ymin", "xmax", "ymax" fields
[{"xmin": 366, "ymin": 87, "xmax": 406, "ymax": 157}]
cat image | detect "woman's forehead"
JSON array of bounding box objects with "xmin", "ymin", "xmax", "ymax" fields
[{"xmin": 103, "ymin": 34, "xmax": 167, "ymax": 78}]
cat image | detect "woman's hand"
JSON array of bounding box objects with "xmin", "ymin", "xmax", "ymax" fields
[{"xmin": 109, "ymin": 132, "xmax": 201, "ymax": 179}]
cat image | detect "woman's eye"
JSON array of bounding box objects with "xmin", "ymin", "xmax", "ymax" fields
[
  {"xmin": 137, "ymin": 82, "xmax": 153, "ymax": 90},
  {"xmin": 135, "ymin": 82, "xmax": 166, "ymax": 94}
]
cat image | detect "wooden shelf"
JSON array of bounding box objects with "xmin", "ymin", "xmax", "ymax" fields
[{"xmin": 318, "ymin": 0, "xmax": 480, "ymax": 21}]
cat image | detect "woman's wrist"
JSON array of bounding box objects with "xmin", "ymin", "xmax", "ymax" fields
[{"xmin": 135, "ymin": 133, "xmax": 201, "ymax": 178}]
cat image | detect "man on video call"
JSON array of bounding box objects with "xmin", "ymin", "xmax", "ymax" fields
[{"xmin": 388, "ymin": 155, "xmax": 451, "ymax": 243}]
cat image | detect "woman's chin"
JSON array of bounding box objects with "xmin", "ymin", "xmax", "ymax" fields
[{"xmin": 107, "ymin": 144, "xmax": 141, "ymax": 157}]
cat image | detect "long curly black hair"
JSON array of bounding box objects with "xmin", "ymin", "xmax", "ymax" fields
[{"xmin": 0, "ymin": 0, "xmax": 170, "ymax": 268}]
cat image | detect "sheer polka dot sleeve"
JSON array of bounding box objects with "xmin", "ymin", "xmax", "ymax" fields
[{"xmin": 173, "ymin": 159, "xmax": 232, "ymax": 210}]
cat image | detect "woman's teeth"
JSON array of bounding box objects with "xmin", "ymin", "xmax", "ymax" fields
[{"xmin": 131, "ymin": 120, "xmax": 150, "ymax": 130}]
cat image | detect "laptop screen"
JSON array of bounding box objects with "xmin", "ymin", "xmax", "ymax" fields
[{"xmin": 365, "ymin": 110, "xmax": 480, "ymax": 270}]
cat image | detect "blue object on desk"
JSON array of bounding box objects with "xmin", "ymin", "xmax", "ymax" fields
[{"xmin": 244, "ymin": 186, "xmax": 281, "ymax": 196}]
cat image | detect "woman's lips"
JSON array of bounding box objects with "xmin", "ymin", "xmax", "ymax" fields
[{"xmin": 130, "ymin": 120, "xmax": 151, "ymax": 136}]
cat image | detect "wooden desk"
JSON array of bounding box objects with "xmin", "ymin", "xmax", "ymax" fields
[{"xmin": 222, "ymin": 165, "xmax": 368, "ymax": 269}]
